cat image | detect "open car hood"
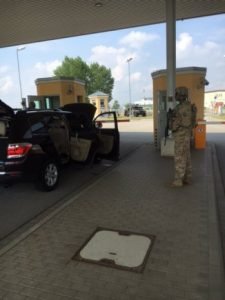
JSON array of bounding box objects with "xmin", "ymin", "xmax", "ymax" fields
[
  {"xmin": 60, "ymin": 103, "xmax": 97, "ymax": 121},
  {"xmin": 0, "ymin": 99, "xmax": 15, "ymax": 117}
]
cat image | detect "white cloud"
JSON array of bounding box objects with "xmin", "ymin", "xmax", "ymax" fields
[
  {"xmin": 89, "ymin": 45, "xmax": 137, "ymax": 82},
  {"xmin": 0, "ymin": 76, "xmax": 13, "ymax": 93},
  {"xmin": 176, "ymin": 32, "xmax": 192, "ymax": 55},
  {"xmin": 0, "ymin": 65, "xmax": 9, "ymax": 73},
  {"xmin": 34, "ymin": 60, "xmax": 61, "ymax": 76},
  {"xmin": 112, "ymin": 65, "xmax": 124, "ymax": 81},
  {"xmin": 21, "ymin": 60, "xmax": 61, "ymax": 99},
  {"xmin": 119, "ymin": 31, "xmax": 159, "ymax": 49},
  {"xmin": 0, "ymin": 66, "xmax": 12, "ymax": 94},
  {"xmin": 131, "ymin": 72, "xmax": 141, "ymax": 81},
  {"xmin": 176, "ymin": 31, "xmax": 225, "ymax": 92},
  {"xmin": 89, "ymin": 45, "xmax": 127, "ymax": 66},
  {"xmin": 89, "ymin": 41, "xmax": 153, "ymax": 103},
  {"xmin": 176, "ymin": 32, "xmax": 221, "ymax": 63}
]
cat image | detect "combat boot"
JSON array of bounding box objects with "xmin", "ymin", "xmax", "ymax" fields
[
  {"xmin": 170, "ymin": 180, "xmax": 183, "ymax": 187},
  {"xmin": 183, "ymin": 178, "xmax": 192, "ymax": 185}
]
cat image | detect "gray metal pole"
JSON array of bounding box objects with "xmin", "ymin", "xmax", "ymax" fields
[
  {"xmin": 166, "ymin": 0, "xmax": 176, "ymax": 110},
  {"xmin": 16, "ymin": 47, "xmax": 25, "ymax": 107},
  {"xmin": 127, "ymin": 57, "xmax": 133, "ymax": 117}
]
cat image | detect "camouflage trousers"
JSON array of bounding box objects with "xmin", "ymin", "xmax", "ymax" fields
[{"xmin": 174, "ymin": 131, "xmax": 192, "ymax": 183}]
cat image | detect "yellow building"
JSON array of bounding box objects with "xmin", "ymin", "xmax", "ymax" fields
[
  {"xmin": 28, "ymin": 76, "xmax": 86, "ymax": 109},
  {"xmin": 204, "ymin": 90, "xmax": 225, "ymax": 113},
  {"xmin": 151, "ymin": 66, "xmax": 208, "ymax": 148},
  {"xmin": 88, "ymin": 91, "xmax": 109, "ymax": 116}
]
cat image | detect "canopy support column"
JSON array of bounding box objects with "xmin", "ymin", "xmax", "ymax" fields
[{"xmin": 166, "ymin": 0, "xmax": 176, "ymax": 109}]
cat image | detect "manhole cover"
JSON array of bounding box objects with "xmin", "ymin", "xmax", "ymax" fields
[{"xmin": 73, "ymin": 228, "xmax": 155, "ymax": 272}]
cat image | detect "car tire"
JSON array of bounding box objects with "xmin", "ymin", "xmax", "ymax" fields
[{"xmin": 37, "ymin": 160, "xmax": 59, "ymax": 191}]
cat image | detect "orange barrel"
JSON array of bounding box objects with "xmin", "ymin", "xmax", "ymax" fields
[{"xmin": 194, "ymin": 120, "xmax": 206, "ymax": 149}]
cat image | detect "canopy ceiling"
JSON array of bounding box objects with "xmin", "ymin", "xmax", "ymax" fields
[{"xmin": 0, "ymin": 0, "xmax": 225, "ymax": 48}]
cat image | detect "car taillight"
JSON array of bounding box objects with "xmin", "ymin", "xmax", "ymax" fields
[{"xmin": 7, "ymin": 143, "xmax": 32, "ymax": 159}]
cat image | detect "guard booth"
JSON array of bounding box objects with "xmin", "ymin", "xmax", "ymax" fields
[
  {"xmin": 28, "ymin": 76, "xmax": 86, "ymax": 109},
  {"xmin": 151, "ymin": 67, "xmax": 207, "ymax": 153}
]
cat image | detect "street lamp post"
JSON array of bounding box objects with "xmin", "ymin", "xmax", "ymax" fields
[
  {"xmin": 16, "ymin": 46, "xmax": 26, "ymax": 108},
  {"xmin": 127, "ymin": 57, "xmax": 133, "ymax": 117}
]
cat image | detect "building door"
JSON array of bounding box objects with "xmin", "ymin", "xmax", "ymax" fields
[{"xmin": 157, "ymin": 91, "xmax": 167, "ymax": 149}]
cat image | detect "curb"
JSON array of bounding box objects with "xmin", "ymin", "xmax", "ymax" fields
[{"xmin": 208, "ymin": 143, "xmax": 225, "ymax": 299}]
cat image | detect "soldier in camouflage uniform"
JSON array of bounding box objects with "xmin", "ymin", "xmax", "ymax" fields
[{"xmin": 171, "ymin": 86, "xmax": 195, "ymax": 187}]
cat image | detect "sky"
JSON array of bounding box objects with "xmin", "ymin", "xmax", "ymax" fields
[{"xmin": 0, "ymin": 13, "xmax": 225, "ymax": 109}]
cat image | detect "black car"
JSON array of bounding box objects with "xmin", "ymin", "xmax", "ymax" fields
[
  {"xmin": 0, "ymin": 100, "xmax": 120, "ymax": 191},
  {"xmin": 124, "ymin": 105, "xmax": 146, "ymax": 117}
]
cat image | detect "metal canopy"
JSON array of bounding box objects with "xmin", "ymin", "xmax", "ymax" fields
[{"xmin": 0, "ymin": 0, "xmax": 225, "ymax": 48}]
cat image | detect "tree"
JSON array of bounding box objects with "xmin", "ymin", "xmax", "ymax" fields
[
  {"xmin": 111, "ymin": 100, "xmax": 120, "ymax": 110},
  {"xmin": 89, "ymin": 63, "xmax": 114, "ymax": 101},
  {"xmin": 54, "ymin": 56, "xmax": 114, "ymax": 101},
  {"xmin": 54, "ymin": 56, "xmax": 90, "ymax": 92}
]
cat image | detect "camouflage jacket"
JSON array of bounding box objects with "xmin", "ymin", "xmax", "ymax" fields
[{"xmin": 171, "ymin": 101, "xmax": 193, "ymax": 136}]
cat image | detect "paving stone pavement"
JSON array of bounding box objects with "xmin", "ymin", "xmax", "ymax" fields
[{"xmin": 0, "ymin": 143, "xmax": 225, "ymax": 300}]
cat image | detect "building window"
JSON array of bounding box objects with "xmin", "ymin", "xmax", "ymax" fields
[
  {"xmin": 100, "ymin": 99, "xmax": 105, "ymax": 108},
  {"xmin": 77, "ymin": 96, "xmax": 83, "ymax": 103},
  {"xmin": 44, "ymin": 96, "xmax": 60, "ymax": 109}
]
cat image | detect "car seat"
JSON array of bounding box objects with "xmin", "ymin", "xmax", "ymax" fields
[
  {"xmin": 0, "ymin": 121, "xmax": 6, "ymax": 137},
  {"xmin": 48, "ymin": 119, "xmax": 70, "ymax": 161}
]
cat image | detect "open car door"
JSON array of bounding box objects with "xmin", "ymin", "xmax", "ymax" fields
[{"xmin": 94, "ymin": 111, "xmax": 120, "ymax": 161}]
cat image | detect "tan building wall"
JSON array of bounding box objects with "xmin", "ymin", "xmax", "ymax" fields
[
  {"xmin": 88, "ymin": 91, "xmax": 109, "ymax": 116},
  {"xmin": 35, "ymin": 76, "xmax": 86, "ymax": 106},
  {"xmin": 205, "ymin": 90, "xmax": 225, "ymax": 110},
  {"xmin": 151, "ymin": 67, "xmax": 207, "ymax": 131}
]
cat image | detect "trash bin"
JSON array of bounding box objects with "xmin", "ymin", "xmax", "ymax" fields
[{"xmin": 194, "ymin": 120, "xmax": 206, "ymax": 149}]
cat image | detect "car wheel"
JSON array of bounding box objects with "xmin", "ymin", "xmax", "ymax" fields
[{"xmin": 38, "ymin": 160, "xmax": 59, "ymax": 191}]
